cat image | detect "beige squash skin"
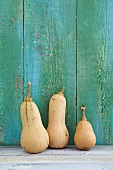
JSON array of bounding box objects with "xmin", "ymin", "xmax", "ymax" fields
[
  {"xmin": 74, "ymin": 105, "xmax": 96, "ymax": 150},
  {"xmin": 47, "ymin": 88, "xmax": 69, "ymax": 148},
  {"xmin": 20, "ymin": 83, "xmax": 49, "ymax": 154}
]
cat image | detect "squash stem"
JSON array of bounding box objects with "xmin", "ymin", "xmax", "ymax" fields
[
  {"xmin": 24, "ymin": 82, "xmax": 32, "ymax": 101},
  {"xmin": 58, "ymin": 87, "xmax": 65, "ymax": 96},
  {"xmin": 27, "ymin": 82, "xmax": 31, "ymax": 98},
  {"xmin": 81, "ymin": 104, "xmax": 87, "ymax": 121}
]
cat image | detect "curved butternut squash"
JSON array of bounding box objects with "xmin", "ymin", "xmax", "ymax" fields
[
  {"xmin": 47, "ymin": 88, "xmax": 69, "ymax": 148},
  {"xmin": 74, "ymin": 105, "xmax": 96, "ymax": 150},
  {"xmin": 20, "ymin": 82, "xmax": 49, "ymax": 153}
]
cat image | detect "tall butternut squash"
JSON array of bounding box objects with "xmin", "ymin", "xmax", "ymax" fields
[
  {"xmin": 47, "ymin": 88, "xmax": 69, "ymax": 148},
  {"xmin": 20, "ymin": 82, "xmax": 49, "ymax": 153}
]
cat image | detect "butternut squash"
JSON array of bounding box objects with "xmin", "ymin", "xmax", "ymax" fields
[
  {"xmin": 47, "ymin": 88, "xmax": 69, "ymax": 148},
  {"xmin": 20, "ymin": 82, "xmax": 49, "ymax": 153},
  {"xmin": 74, "ymin": 105, "xmax": 96, "ymax": 150}
]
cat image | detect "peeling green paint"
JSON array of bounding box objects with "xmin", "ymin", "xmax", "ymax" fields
[{"xmin": 0, "ymin": 0, "xmax": 113, "ymax": 146}]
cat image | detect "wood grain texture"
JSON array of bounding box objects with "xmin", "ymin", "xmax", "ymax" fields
[
  {"xmin": 77, "ymin": 0, "xmax": 113, "ymax": 144},
  {"xmin": 24, "ymin": 0, "xmax": 77, "ymax": 144},
  {"xmin": 0, "ymin": 146, "xmax": 113, "ymax": 170},
  {"xmin": 0, "ymin": 0, "xmax": 23, "ymax": 145}
]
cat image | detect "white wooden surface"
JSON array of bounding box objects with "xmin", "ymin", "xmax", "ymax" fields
[{"xmin": 0, "ymin": 145, "xmax": 113, "ymax": 170}]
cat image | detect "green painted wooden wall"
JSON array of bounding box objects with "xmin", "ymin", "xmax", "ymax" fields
[{"xmin": 0, "ymin": 0, "xmax": 113, "ymax": 145}]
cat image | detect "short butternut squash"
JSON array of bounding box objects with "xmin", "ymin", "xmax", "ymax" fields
[{"xmin": 74, "ymin": 105, "xmax": 96, "ymax": 150}]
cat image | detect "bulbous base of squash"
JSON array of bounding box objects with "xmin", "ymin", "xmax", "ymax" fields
[
  {"xmin": 74, "ymin": 121, "xmax": 96, "ymax": 150},
  {"xmin": 21, "ymin": 128, "xmax": 49, "ymax": 154},
  {"xmin": 47, "ymin": 126, "xmax": 69, "ymax": 149},
  {"xmin": 74, "ymin": 132, "xmax": 96, "ymax": 150}
]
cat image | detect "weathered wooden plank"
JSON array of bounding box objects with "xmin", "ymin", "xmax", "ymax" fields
[
  {"xmin": 0, "ymin": 0, "xmax": 23, "ymax": 145},
  {"xmin": 0, "ymin": 146, "xmax": 113, "ymax": 170},
  {"xmin": 1, "ymin": 145, "xmax": 113, "ymax": 156},
  {"xmin": 24, "ymin": 0, "xmax": 77, "ymax": 144},
  {"xmin": 77, "ymin": 0, "xmax": 113, "ymax": 144},
  {"xmin": 0, "ymin": 163, "xmax": 113, "ymax": 170}
]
